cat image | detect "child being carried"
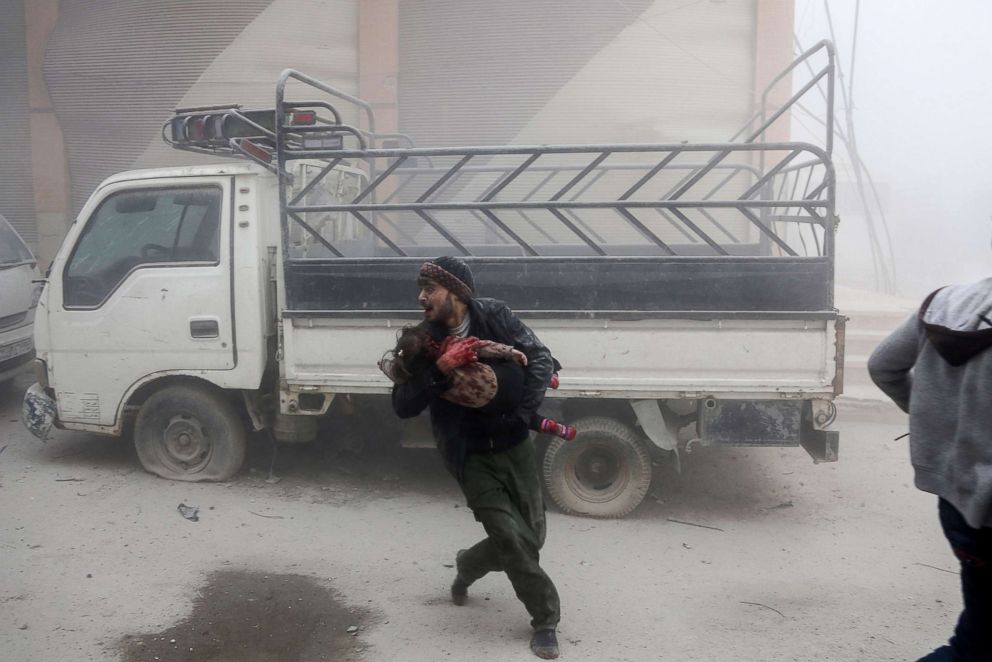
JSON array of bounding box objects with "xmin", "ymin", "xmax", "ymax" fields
[{"xmin": 379, "ymin": 325, "xmax": 576, "ymax": 441}]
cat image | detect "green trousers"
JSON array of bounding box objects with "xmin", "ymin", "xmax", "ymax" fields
[{"xmin": 455, "ymin": 438, "xmax": 561, "ymax": 631}]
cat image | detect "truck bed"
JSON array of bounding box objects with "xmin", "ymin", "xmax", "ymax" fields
[
  {"xmin": 281, "ymin": 253, "xmax": 840, "ymax": 400},
  {"xmin": 283, "ymin": 310, "xmax": 840, "ymax": 400}
]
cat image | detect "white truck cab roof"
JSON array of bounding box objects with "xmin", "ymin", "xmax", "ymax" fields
[{"xmin": 96, "ymin": 163, "xmax": 273, "ymax": 191}]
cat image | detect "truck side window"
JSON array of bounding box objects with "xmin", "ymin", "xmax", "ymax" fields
[{"xmin": 63, "ymin": 186, "xmax": 222, "ymax": 308}]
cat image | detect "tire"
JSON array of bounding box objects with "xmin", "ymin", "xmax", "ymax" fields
[
  {"xmin": 542, "ymin": 416, "xmax": 652, "ymax": 519},
  {"xmin": 134, "ymin": 383, "xmax": 246, "ymax": 482}
]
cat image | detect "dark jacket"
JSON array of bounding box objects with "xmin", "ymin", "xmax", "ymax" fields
[
  {"xmin": 391, "ymin": 297, "xmax": 553, "ymax": 476},
  {"xmin": 868, "ymin": 278, "xmax": 992, "ymax": 528}
]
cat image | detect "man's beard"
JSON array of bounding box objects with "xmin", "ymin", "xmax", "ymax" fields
[{"xmin": 433, "ymin": 293, "xmax": 456, "ymax": 324}]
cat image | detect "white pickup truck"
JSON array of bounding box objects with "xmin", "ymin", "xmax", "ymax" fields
[{"xmin": 24, "ymin": 43, "xmax": 843, "ymax": 518}]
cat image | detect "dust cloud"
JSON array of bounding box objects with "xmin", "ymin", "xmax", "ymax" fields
[{"xmin": 795, "ymin": 0, "xmax": 992, "ymax": 298}]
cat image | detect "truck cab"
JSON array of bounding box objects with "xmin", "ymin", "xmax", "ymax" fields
[{"xmin": 28, "ymin": 165, "xmax": 270, "ymax": 476}]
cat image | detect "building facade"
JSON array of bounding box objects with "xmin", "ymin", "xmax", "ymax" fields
[{"xmin": 2, "ymin": 0, "xmax": 793, "ymax": 266}]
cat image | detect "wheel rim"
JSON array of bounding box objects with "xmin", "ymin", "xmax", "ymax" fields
[
  {"xmin": 161, "ymin": 413, "xmax": 212, "ymax": 472},
  {"xmin": 565, "ymin": 440, "xmax": 630, "ymax": 503}
]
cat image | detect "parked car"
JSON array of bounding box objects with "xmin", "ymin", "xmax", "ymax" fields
[{"xmin": 0, "ymin": 213, "xmax": 41, "ymax": 385}]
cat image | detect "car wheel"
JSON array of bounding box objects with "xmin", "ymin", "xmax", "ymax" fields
[
  {"xmin": 134, "ymin": 383, "xmax": 246, "ymax": 482},
  {"xmin": 542, "ymin": 416, "xmax": 652, "ymax": 518}
]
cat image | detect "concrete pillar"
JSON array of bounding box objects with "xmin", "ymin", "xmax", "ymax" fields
[
  {"xmin": 25, "ymin": 0, "xmax": 71, "ymax": 269},
  {"xmin": 358, "ymin": 0, "xmax": 399, "ymax": 241},
  {"xmin": 358, "ymin": 0, "xmax": 399, "ymax": 136},
  {"xmin": 754, "ymin": 0, "xmax": 796, "ymax": 143}
]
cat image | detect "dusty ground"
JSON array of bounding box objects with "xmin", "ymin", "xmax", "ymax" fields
[{"xmin": 0, "ymin": 367, "xmax": 962, "ymax": 662}]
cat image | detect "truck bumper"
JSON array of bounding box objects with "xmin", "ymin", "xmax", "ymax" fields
[{"xmin": 22, "ymin": 382, "xmax": 58, "ymax": 441}]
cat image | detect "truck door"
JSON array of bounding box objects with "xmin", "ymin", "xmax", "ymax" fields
[{"xmin": 47, "ymin": 178, "xmax": 235, "ymax": 427}]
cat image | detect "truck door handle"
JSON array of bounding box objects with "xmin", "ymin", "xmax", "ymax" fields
[{"xmin": 189, "ymin": 318, "xmax": 220, "ymax": 338}]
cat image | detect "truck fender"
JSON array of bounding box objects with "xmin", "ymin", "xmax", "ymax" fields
[
  {"xmin": 630, "ymin": 399, "xmax": 682, "ymax": 474},
  {"xmin": 120, "ymin": 371, "xmax": 259, "ymax": 430},
  {"xmin": 630, "ymin": 399, "xmax": 678, "ymax": 452},
  {"xmin": 52, "ymin": 372, "xmax": 248, "ymax": 437}
]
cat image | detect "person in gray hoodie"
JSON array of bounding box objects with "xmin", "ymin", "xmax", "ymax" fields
[{"xmin": 868, "ymin": 278, "xmax": 992, "ymax": 662}]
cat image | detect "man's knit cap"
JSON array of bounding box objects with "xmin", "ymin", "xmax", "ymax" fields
[{"xmin": 419, "ymin": 256, "xmax": 475, "ymax": 302}]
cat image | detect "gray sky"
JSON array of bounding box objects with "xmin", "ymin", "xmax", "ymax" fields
[{"xmin": 795, "ymin": 0, "xmax": 992, "ymax": 297}]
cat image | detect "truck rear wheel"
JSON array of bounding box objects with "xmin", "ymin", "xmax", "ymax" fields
[
  {"xmin": 134, "ymin": 383, "xmax": 246, "ymax": 482},
  {"xmin": 542, "ymin": 416, "xmax": 652, "ymax": 518}
]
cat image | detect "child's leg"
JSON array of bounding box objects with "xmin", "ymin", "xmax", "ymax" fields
[
  {"xmin": 461, "ymin": 361, "xmax": 576, "ymax": 442},
  {"xmin": 531, "ymin": 412, "xmax": 576, "ymax": 441}
]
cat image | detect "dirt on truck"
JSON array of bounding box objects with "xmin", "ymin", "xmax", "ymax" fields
[{"xmin": 23, "ymin": 41, "xmax": 843, "ymax": 519}]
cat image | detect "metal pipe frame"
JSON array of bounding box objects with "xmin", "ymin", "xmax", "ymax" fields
[{"xmin": 266, "ymin": 58, "xmax": 834, "ymax": 265}]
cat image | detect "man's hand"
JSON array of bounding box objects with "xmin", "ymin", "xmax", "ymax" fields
[{"xmin": 436, "ymin": 337, "xmax": 484, "ymax": 374}]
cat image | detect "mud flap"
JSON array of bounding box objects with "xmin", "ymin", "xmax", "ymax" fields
[
  {"xmin": 800, "ymin": 405, "xmax": 839, "ymax": 463},
  {"xmin": 22, "ymin": 382, "xmax": 57, "ymax": 441}
]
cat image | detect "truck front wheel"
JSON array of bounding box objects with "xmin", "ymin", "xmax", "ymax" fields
[
  {"xmin": 542, "ymin": 416, "xmax": 652, "ymax": 518},
  {"xmin": 134, "ymin": 383, "xmax": 246, "ymax": 482}
]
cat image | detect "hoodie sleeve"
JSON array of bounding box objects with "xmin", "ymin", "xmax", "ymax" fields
[{"xmin": 867, "ymin": 313, "xmax": 920, "ymax": 413}]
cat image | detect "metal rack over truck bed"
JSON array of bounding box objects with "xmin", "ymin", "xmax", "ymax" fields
[{"xmin": 165, "ymin": 41, "xmax": 838, "ymax": 321}]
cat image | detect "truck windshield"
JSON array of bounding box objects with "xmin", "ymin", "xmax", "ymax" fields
[{"xmin": 0, "ymin": 215, "xmax": 34, "ymax": 267}]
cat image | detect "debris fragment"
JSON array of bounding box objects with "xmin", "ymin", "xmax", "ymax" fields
[
  {"xmin": 913, "ymin": 562, "xmax": 958, "ymax": 575},
  {"xmin": 740, "ymin": 601, "xmax": 786, "ymax": 618},
  {"xmin": 249, "ymin": 511, "xmax": 284, "ymax": 520},
  {"xmin": 666, "ymin": 518, "xmax": 724, "ymax": 532},
  {"xmin": 177, "ymin": 503, "xmax": 200, "ymax": 522}
]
